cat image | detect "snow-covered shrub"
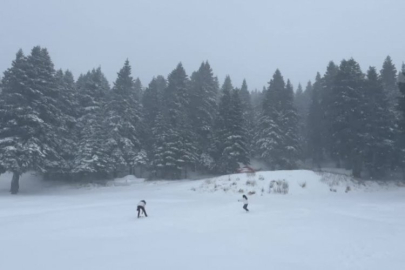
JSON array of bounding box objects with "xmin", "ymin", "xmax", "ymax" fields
[
  {"xmin": 269, "ymin": 180, "xmax": 289, "ymax": 194},
  {"xmin": 246, "ymin": 180, "xmax": 256, "ymax": 186},
  {"xmin": 345, "ymin": 186, "xmax": 351, "ymax": 193},
  {"xmin": 238, "ymin": 189, "xmax": 244, "ymax": 193},
  {"xmin": 258, "ymin": 175, "xmax": 265, "ymax": 181},
  {"xmin": 282, "ymin": 181, "xmax": 289, "ymax": 194},
  {"xmin": 248, "ymin": 191, "xmax": 256, "ymax": 195},
  {"xmin": 330, "ymin": 188, "xmax": 337, "ymax": 192},
  {"xmin": 200, "ymin": 153, "xmax": 215, "ymax": 171},
  {"xmin": 299, "ymin": 182, "xmax": 306, "ymax": 188}
]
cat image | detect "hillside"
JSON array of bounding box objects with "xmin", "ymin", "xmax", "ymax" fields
[{"xmin": 0, "ymin": 171, "xmax": 404, "ymax": 270}]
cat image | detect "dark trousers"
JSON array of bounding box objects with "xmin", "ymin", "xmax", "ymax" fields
[
  {"xmin": 137, "ymin": 206, "xmax": 147, "ymax": 217},
  {"xmin": 243, "ymin": 204, "xmax": 249, "ymax": 212}
]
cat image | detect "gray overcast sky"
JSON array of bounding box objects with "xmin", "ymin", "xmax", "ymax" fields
[{"xmin": 0, "ymin": 0, "xmax": 404, "ymax": 90}]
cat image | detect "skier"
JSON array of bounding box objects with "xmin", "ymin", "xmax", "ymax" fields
[
  {"xmin": 238, "ymin": 195, "xmax": 249, "ymax": 212},
  {"xmin": 137, "ymin": 200, "xmax": 148, "ymax": 218}
]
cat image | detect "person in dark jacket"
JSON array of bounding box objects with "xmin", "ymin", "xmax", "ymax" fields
[
  {"xmin": 137, "ymin": 200, "xmax": 148, "ymax": 218},
  {"xmin": 238, "ymin": 195, "xmax": 249, "ymax": 212}
]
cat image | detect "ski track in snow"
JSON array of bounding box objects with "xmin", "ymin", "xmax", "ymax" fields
[{"xmin": 0, "ymin": 171, "xmax": 404, "ymax": 270}]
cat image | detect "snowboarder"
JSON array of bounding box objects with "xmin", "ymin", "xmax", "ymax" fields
[
  {"xmin": 137, "ymin": 200, "xmax": 148, "ymax": 218},
  {"xmin": 238, "ymin": 195, "xmax": 249, "ymax": 212}
]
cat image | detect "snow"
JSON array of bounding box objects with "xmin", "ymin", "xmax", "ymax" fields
[{"xmin": 0, "ymin": 171, "xmax": 405, "ymax": 270}]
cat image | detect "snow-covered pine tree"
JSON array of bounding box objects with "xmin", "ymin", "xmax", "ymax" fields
[
  {"xmin": 254, "ymin": 70, "xmax": 300, "ymax": 170},
  {"xmin": 0, "ymin": 50, "xmax": 31, "ymax": 193},
  {"xmin": 380, "ymin": 56, "xmax": 398, "ymax": 112},
  {"xmin": 295, "ymin": 82, "xmax": 311, "ymax": 159},
  {"xmin": 151, "ymin": 63, "xmax": 197, "ymax": 179},
  {"xmin": 73, "ymin": 67, "xmax": 112, "ymax": 179},
  {"xmin": 54, "ymin": 69, "xmax": 79, "ymax": 178},
  {"xmin": 134, "ymin": 77, "xmax": 143, "ymax": 102},
  {"xmin": 329, "ymin": 59, "xmax": 366, "ymax": 177},
  {"xmin": 142, "ymin": 76, "xmax": 166, "ymax": 158},
  {"xmin": 254, "ymin": 71, "xmax": 284, "ymax": 169},
  {"xmin": 280, "ymin": 80, "xmax": 300, "ymax": 168},
  {"xmin": 396, "ymin": 66, "xmax": 405, "ymax": 179},
  {"xmin": 239, "ymin": 79, "xmax": 254, "ymax": 154},
  {"xmin": 362, "ymin": 67, "xmax": 395, "ymax": 179},
  {"xmin": 320, "ymin": 61, "xmax": 339, "ymax": 164},
  {"xmin": 0, "ymin": 47, "xmax": 63, "ymax": 193},
  {"xmin": 307, "ymin": 74, "xmax": 324, "ymax": 167},
  {"xmin": 104, "ymin": 60, "xmax": 144, "ymax": 177},
  {"xmin": 189, "ymin": 61, "xmax": 218, "ymax": 171},
  {"xmin": 214, "ymin": 76, "xmax": 249, "ymax": 173}
]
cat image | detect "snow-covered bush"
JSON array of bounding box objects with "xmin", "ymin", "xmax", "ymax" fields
[
  {"xmin": 246, "ymin": 180, "xmax": 256, "ymax": 186},
  {"xmin": 269, "ymin": 180, "xmax": 289, "ymax": 194}
]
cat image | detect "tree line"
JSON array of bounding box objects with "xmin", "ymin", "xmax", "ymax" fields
[{"xmin": 0, "ymin": 46, "xmax": 404, "ymax": 194}]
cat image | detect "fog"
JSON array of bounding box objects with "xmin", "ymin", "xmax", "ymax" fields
[{"xmin": 1, "ymin": 0, "xmax": 404, "ymax": 89}]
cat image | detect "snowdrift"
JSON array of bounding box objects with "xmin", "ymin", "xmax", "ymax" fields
[{"xmin": 193, "ymin": 170, "xmax": 397, "ymax": 196}]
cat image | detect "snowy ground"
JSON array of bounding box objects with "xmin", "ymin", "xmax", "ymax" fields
[{"xmin": 0, "ymin": 171, "xmax": 405, "ymax": 270}]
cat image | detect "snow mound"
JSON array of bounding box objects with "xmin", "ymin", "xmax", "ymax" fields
[{"xmin": 193, "ymin": 170, "xmax": 393, "ymax": 195}]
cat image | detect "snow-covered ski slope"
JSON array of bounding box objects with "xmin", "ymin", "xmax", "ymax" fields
[{"xmin": 0, "ymin": 170, "xmax": 404, "ymax": 270}]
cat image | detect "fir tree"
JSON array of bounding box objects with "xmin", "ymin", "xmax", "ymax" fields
[
  {"xmin": 214, "ymin": 76, "xmax": 249, "ymax": 173},
  {"xmin": 320, "ymin": 61, "xmax": 339, "ymax": 163},
  {"xmin": 54, "ymin": 69, "xmax": 79, "ymax": 177},
  {"xmin": 396, "ymin": 66, "xmax": 405, "ymax": 179},
  {"xmin": 363, "ymin": 67, "xmax": 395, "ymax": 178},
  {"xmin": 380, "ymin": 56, "xmax": 398, "ymax": 111},
  {"xmin": 104, "ymin": 60, "xmax": 144, "ymax": 176},
  {"xmin": 73, "ymin": 67, "xmax": 112, "ymax": 179},
  {"xmin": 0, "ymin": 47, "xmax": 63, "ymax": 193},
  {"xmin": 307, "ymin": 74, "xmax": 324, "ymax": 167},
  {"xmin": 142, "ymin": 76, "xmax": 166, "ymax": 157},
  {"xmin": 329, "ymin": 59, "xmax": 365, "ymax": 177},
  {"xmin": 189, "ymin": 61, "xmax": 218, "ymax": 168},
  {"xmin": 295, "ymin": 81, "xmax": 311, "ymax": 159},
  {"xmin": 254, "ymin": 70, "xmax": 300, "ymax": 169},
  {"xmin": 151, "ymin": 63, "xmax": 197, "ymax": 179},
  {"xmin": 239, "ymin": 79, "xmax": 254, "ymax": 153},
  {"xmin": 134, "ymin": 77, "xmax": 143, "ymax": 101}
]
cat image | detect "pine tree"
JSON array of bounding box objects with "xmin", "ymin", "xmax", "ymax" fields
[
  {"xmin": 239, "ymin": 79, "xmax": 254, "ymax": 153},
  {"xmin": 214, "ymin": 76, "xmax": 249, "ymax": 173},
  {"xmin": 320, "ymin": 61, "xmax": 339, "ymax": 163},
  {"xmin": 329, "ymin": 59, "xmax": 365, "ymax": 177},
  {"xmin": 142, "ymin": 76, "xmax": 166, "ymax": 157},
  {"xmin": 54, "ymin": 69, "xmax": 79, "ymax": 177},
  {"xmin": 295, "ymin": 82, "xmax": 311, "ymax": 159},
  {"xmin": 73, "ymin": 67, "xmax": 112, "ymax": 179},
  {"xmin": 396, "ymin": 66, "xmax": 405, "ymax": 179},
  {"xmin": 0, "ymin": 47, "xmax": 63, "ymax": 193},
  {"xmin": 363, "ymin": 67, "xmax": 395, "ymax": 178},
  {"xmin": 281, "ymin": 80, "xmax": 301, "ymax": 168},
  {"xmin": 189, "ymin": 62, "xmax": 218, "ymax": 169},
  {"xmin": 151, "ymin": 63, "xmax": 197, "ymax": 179},
  {"xmin": 380, "ymin": 56, "xmax": 398, "ymax": 111},
  {"xmin": 254, "ymin": 70, "xmax": 300, "ymax": 169},
  {"xmin": 307, "ymin": 74, "xmax": 324, "ymax": 167},
  {"xmin": 104, "ymin": 60, "xmax": 144, "ymax": 176},
  {"xmin": 134, "ymin": 77, "xmax": 143, "ymax": 101}
]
